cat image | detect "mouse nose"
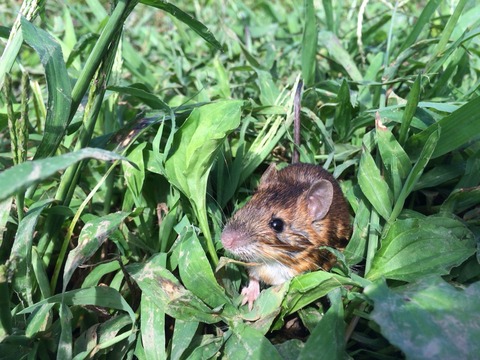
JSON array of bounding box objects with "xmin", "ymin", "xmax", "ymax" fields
[{"xmin": 221, "ymin": 228, "xmax": 242, "ymax": 250}]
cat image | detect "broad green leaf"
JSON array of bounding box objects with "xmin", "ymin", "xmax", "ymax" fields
[
  {"xmin": 345, "ymin": 196, "xmax": 370, "ymax": 265},
  {"xmin": 127, "ymin": 254, "xmax": 220, "ymax": 324},
  {"xmin": 21, "ymin": 17, "xmax": 72, "ymax": 160},
  {"xmin": 301, "ymin": 0, "xmax": 317, "ymax": 87},
  {"xmin": 367, "ymin": 217, "xmax": 476, "ymax": 282},
  {"xmin": 164, "ymin": 100, "xmax": 243, "ymax": 262},
  {"xmin": 357, "ymin": 148, "xmax": 393, "ymax": 221},
  {"xmin": 63, "ymin": 211, "xmax": 130, "ymax": 291},
  {"xmin": 171, "ymin": 321, "xmax": 199, "ymax": 360},
  {"xmin": 365, "ymin": 277, "xmax": 480, "ymax": 359},
  {"xmin": 241, "ymin": 282, "xmax": 289, "ymax": 335},
  {"xmin": 25, "ymin": 303, "xmax": 54, "ymax": 338},
  {"xmin": 406, "ymin": 95, "xmax": 480, "ymax": 159},
  {"xmin": 9, "ymin": 199, "xmax": 55, "ymax": 304},
  {"xmin": 281, "ymin": 271, "xmax": 358, "ymax": 318},
  {"xmin": 0, "ymin": 148, "xmax": 126, "ymax": 202},
  {"xmin": 185, "ymin": 335, "xmax": 224, "ymax": 359},
  {"xmin": 298, "ymin": 289, "xmax": 345, "ymax": 360},
  {"xmin": 140, "ymin": 293, "xmax": 166, "ymax": 360},
  {"xmin": 140, "ymin": 0, "xmax": 222, "ymax": 51},
  {"xmin": 177, "ymin": 227, "xmax": 237, "ymax": 316},
  {"xmin": 123, "ymin": 143, "xmax": 146, "ymax": 201},
  {"xmin": 224, "ymin": 322, "xmax": 282, "ymax": 359}
]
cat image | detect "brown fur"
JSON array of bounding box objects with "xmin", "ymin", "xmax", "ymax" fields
[{"xmin": 221, "ymin": 163, "xmax": 352, "ymax": 285}]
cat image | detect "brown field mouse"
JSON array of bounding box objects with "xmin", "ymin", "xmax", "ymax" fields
[{"xmin": 221, "ymin": 163, "xmax": 351, "ymax": 309}]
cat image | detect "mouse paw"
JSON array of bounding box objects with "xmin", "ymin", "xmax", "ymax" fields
[{"xmin": 241, "ymin": 279, "xmax": 260, "ymax": 310}]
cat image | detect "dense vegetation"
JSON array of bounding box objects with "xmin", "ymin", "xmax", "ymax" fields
[{"xmin": 1, "ymin": 0, "xmax": 479, "ymax": 358}]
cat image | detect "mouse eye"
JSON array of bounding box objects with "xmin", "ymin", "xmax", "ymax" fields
[{"xmin": 269, "ymin": 218, "xmax": 284, "ymax": 232}]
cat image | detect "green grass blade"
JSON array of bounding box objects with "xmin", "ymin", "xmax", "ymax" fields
[
  {"xmin": 9, "ymin": 199, "xmax": 54, "ymax": 305},
  {"xmin": 389, "ymin": 128, "xmax": 439, "ymax": 223},
  {"xmin": 406, "ymin": 95, "xmax": 480, "ymax": 160},
  {"xmin": 301, "ymin": 0, "xmax": 317, "ymax": 87},
  {"xmin": 21, "ymin": 16, "xmax": 72, "ymax": 160},
  {"xmin": 397, "ymin": 0, "xmax": 442, "ymax": 54},
  {"xmin": 0, "ymin": 0, "xmax": 44, "ymax": 89},
  {"xmin": 319, "ymin": 31, "xmax": 362, "ymax": 81},
  {"xmin": 334, "ymin": 79, "xmax": 352, "ymax": 141},
  {"xmin": 140, "ymin": 0, "xmax": 222, "ymax": 51},
  {"xmin": 0, "ymin": 265, "xmax": 12, "ymax": 340},
  {"xmin": 398, "ymin": 75, "xmax": 421, "ymax": 146},
  {"xmin": 430, "ymin": 0, "xmax": 468, "ymax": 61},
  {"xmin": 0, "ymin": 148, "xmax": 126, "ymax": 202}
]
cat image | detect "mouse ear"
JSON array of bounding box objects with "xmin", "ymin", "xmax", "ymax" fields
[
  {"xmin": 259, "ymin": 163, "xmax": 278, "ymax": 187},
  {"xmin": 306, "ymin": 179, "xmax": 334, "ymax": 221}
]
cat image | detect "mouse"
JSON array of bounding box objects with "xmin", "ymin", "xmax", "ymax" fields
[{"xmin": 221, "ymin": 163, "xmax": 351, "ymax": 309}]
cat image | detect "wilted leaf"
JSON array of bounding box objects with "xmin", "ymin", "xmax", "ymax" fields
[
  {"xmin": 63, "ymin": 211, "xmax": 130, "ymax": 291},
  {"xmin": 127, "ymin": 254, "xmax": 220, "ymax": 324}
]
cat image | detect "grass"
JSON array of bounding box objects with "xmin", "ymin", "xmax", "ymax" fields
[{"xmin": 1, "ymin": 0, "xmax": 480, "ymax": 358}]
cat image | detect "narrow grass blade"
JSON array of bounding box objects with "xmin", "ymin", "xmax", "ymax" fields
[
  {"xmin": 0, "ymin": 0, "xmax": 44, "ymax": 88},
  {"xmin": 389, "ymin": 128, "xmax": 439, "ymax": 222},
  {"xmin": 0, "ymin": 198, "xmax": 13, "ymax": 245},
  {"xmin": 0, "ymin": 265, "xmax": 12, "ymax": 339},
  {"xmin": 398, "ymin": 75, "xmax": 421, "ymax": 146},
  {"xmin": 430, "ymin": 0, "xmax": 468, "ymax": 61},
  {"xmin": 0, "ymin": 148, "xmax": 126, "ymax": 202},
  {"xmin": 334, "ymin": 79, "xmax": 352, "ymax": 141},
  {"xmin": 319, "ymin": 31, "xmax": 362, "ymax": 81},
  {"xmin": 21, "ymin": 17, "xmax": 72, "ymax": 160},
  {"xmin": 301, "ymin": 0, "xmax": 317, "ymax": 87},
  {"xmin": 397, "ymin": 0, "xmax": 442, "ymax": 54},
  {"xmin": 9, "ymin": 199, "xmax": 54, "ymax": 304},
  {"xmin": 140, "ymin": 0, "xmax": 222, "ymax": 51},
  {"xmin": 406, "ymin": 95, "xmax": 480, "ymax": 159}
]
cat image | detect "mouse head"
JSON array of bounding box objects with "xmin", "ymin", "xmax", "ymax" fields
[{"xmin": 221, "ymin": 163, "xmax": 340, "ymax": 271}]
